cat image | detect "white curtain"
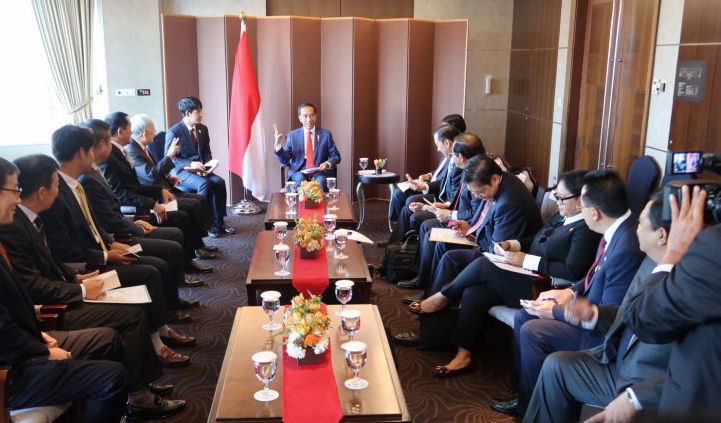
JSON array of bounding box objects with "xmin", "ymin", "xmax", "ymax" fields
[{"xmin": 30, "ymin": 0, "xmax": 94, "ymax": 124}]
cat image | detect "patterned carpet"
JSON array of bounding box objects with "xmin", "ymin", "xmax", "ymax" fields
[{"xmin": 158, "ymin": 200, "xmax": 519, "ymax": 423}]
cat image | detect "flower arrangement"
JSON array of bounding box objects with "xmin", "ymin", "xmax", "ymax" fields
[
  {"xmin": 373, "ymin": 158, "xmax": 387, "ymax": 169},
  {"xmin": 298, "ymin": 180, "xmax": 323, "ymax": 203},
  {"xmin": 292, "ymin": 215, "xmax": 325, "ymax": 253},
  {"xmin": 282, "ymin": 294, "xmax": 331, "ymax": 360}
]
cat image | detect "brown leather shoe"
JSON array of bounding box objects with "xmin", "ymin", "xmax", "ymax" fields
[
  {"xmin": 168, "ymin": 310, "xmax": 191, "ymax": 323},
  {"xmin": 160, "ymin": 328, "xmax": 196, "ymax": 347},
  {"xmin": 158, "ymin": 345, "xmax": 190, "ymax": 368}
]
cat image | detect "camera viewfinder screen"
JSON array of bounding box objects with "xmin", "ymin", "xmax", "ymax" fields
[{"xmin": 672, "ymin": 152, "xmax": 702, "ymax": 174}]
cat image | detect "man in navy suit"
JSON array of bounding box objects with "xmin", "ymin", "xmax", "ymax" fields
[
  {"xmin": 492, "ymin": 170, "xmax": 644, "ymax": 415},
  {"xmin": 273, "ymin": 102, "xmax": 341, "ymax": 190},
  {"xmin": 165, "ymin": 96, "xmax": 234, "ymax": 237}
]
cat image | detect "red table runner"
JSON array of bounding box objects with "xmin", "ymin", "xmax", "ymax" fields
[
  {"xmin": 281, "ymin": 305, "xmax": 343, "ymax": 423},
  {"xmin": 291, "ymin": 200, "xmax": 330, "ymax": 296}
]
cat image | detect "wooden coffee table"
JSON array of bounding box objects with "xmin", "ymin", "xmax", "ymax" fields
[
  {"xmin": 264, "ymin": 192, "xmax": 357, "ymax": 230},
  {"xmin": 246, "ymin": 231, "xmax": 372, "ymax": 306},
  {"xmin": 208, "ymin": 305, "xmax": 411, "ymax": 422}
]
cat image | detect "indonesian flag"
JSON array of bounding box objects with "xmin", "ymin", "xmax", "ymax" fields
[{"xmin": 228, "ymin": 18, "xmax": 267, "ymax": 201}]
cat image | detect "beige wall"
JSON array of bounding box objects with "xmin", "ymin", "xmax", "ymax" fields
[{"xmin": 414, "ymin": 0, "xmax": 513, "ymax": 155}]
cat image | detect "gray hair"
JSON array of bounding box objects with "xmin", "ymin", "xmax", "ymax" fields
[{"xmin": 130, "ymin": 114, "xmax": 154, "ymax": 137}]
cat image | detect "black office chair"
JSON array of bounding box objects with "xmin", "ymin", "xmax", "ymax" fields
[{"xmin": 149, "ymin": 131, "xmax": 167, "ymax": 163}]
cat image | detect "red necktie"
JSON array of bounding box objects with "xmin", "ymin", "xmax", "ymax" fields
[
  {"xmin": 190, "ymin": 128, "xmax": 198, "ymax": 149},
  {"xmin": 584, "ymin": 237, "xmax": 607, "ymax": 290},
  {"xmin": 451, "ymin": 182, "xmax": 464, "ymax": 211},
  {"xmin": 0, "ymin": 240, "xmax": 12, "ymax": 270},
  {"xmin": 305, "ymin": 130, "xmax": 313, "ymax": 169}
]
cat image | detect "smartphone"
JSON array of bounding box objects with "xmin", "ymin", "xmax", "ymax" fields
[{"xmin": 123, "ymin": 252, "xmax": 140, "ymax": 259}]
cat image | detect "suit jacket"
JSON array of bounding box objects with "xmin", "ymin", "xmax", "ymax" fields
[
  {"xmin": 624, "ymin": 224, "xmax": 721, "ymax": 418},
  {"xmin": 0, "ymin": 208, "xmax": 81, "ymax": 306},
  {"xmin": 520, "ymin": 212, "xmax": 602, "ymax": 281},
  {"xmin": 274, "ymin": 127, "xmax": 341, "ymax": 180},
  {"xmin": 79, "ymin": 167, "xmax": 144, "ymax": 237},
  {"xmin": 428, "ymin": 163, "xmax": 462, "ymax": 204},
  {"xmin": 585, "ymin": 257, "xmax": 672, "ymax": 409},
  {"xmin": 100, "ymin": 144, "xmax": 163, "ymax": 209},
  {"xmin": 126, "ymin": 138, "xmax": 174, "ymax": 188},
  {"xmin": 40, "ymin": 176, "xmax": 114, "ymax": 265},
  {"xmin": 0, "ymin": 249, "xmax": 48, "ymax": 366},
  {"xmin": 473, "ymin": 171, "xmax": 543, "ymax": 252},
  {"xmin": 165, "ymin": 120, "xmax": 213, "ymax": 171},
  {"xmin": 454, "ymin": 185, "xmax": 483, "ymax": 222}
]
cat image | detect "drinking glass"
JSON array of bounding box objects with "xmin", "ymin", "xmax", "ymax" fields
[
  {"xmin": 273, "ymin": 221, "xmax": 288, "ymax": 244},
  {"xmin": 334, "ymin": 229, "xmax": 348, "ymax": 260},
  {"xmin": 335, "ymin": 279, "xmax": 354, "ymax": 315},
  {"xmin": 284, "ymin": 192, "xmax": 297, "ymax": 215},
  {"xmin": 341, "ymin": 341, "xmax": 368, "ymax": 390},
  {"xmin": 359, "ymin": 157, "xmax": 368, "ymax": 170},
  {"xmin": 324, "ymin": 214, "xmax": 337, "ymax": 240},
  {"xmin": 285, "ymin": 181, "xmax": 296, "ymax": 194},
  {"xmin": 261, "ymin": 291, "xmax": 282, "ymax": 331},
  {"xmin": 273, "ymin": 243, "xmax": 290, "ymax": 277},
  {"xmin": 328, "ymin": 188, "xmax": 340, "ymax": 211},
  {"xmin": 340, "ymin": 309, "xmax": 361, "ymax": 340},
  {"xmin": 252, "ymin": 351, "xmax": 279, "ymax": 401},
  {"xmin": 326, "ymin": 177, "xmax": 337, "ymax": 191}
]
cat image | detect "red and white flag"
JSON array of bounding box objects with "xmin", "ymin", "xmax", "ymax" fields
[{"xmin": 228, "ymin": 18, "xmax": 267, "ymax": 201}]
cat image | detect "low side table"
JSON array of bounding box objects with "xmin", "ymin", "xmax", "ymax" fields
[{"xmin": 355, "ymin": 171, "xmax": 400, "ymax": 231}]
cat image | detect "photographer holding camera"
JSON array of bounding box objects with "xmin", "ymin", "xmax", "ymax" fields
[{"xmin": 622, "ymin": 184, "xmax": 720, "ymax": 419}]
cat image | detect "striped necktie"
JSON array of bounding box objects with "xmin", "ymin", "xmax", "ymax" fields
[{"xmin": 76, "ymin": 183, "xmax": 108, "ymax": 252}]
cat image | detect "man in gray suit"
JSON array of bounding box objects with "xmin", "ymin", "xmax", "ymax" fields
[{"xmin": 523, "ymin": 193, "xmax": 673, "ymax": 423}]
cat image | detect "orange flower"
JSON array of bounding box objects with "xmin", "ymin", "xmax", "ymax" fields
[{"xmin": 303, "ymin": 333, "xmax": 319, "ymax": 347}]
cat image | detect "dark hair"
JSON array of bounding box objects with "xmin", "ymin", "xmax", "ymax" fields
[
  {"xmin": 51, "ymin": 125, "xmax": 95, "ymax": 163},
  {"xmin": 178, "ymin": 96, "xmax": 203, "ymax": 116},
  {"xmin": 297, "ymin": 102, "xmax": 317, "ymax": 116},
  {"xmin": 647, "ymin": 191, "xmax": 670, "ymax": 232},
  {"xmin": 104, "ymin": 112, "xmax": 129, "ymax": 137},
  {"xmin": 441, "ymin": 114, "xmax": 466, "ymax": 133},
  {"xmin": 14, "ymin": 154, "xmax": 58, "ymax": 199},
  {"xmin": 0, "ymin": 157, "xmax": 19, "ymax": 190},
  {"xmin": 558, "ymin": 170, "xmax": 588, "ymax": 197},
  {"xmin": 582, "ymin": 170, "xmax": 628, "ymax": 218},
  {"xmin": 80, "ymin": 119, "xmax": 111, "ymax": 146},
  {"xmin": 452, "ymin": 132, "xmax": 486, "ymax": 159},
  {"xmin": 433, "ymin": 124, "xmax": 461, "ymax": 144},
  {"xmin": 463, "ymin": 155, "xmax": 503, "ymax": 185}
]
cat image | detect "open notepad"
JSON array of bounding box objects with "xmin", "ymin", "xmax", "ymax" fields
[
  {"xmin": 429, "ymin": 227, "xmax": 477, "ymax": 247},
  {"xmin": 83, "ymin": 270, "xmax": 152, "ymax": 304},
  {"xmin": 183, "ymin": 159, "xmax": 218, "ymax": 174},
  {"xmin": 482, "ymin": 252, "xmax": 538, "ymax": 277}
]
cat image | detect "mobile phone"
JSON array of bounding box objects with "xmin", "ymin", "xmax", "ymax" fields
[{"xmin": 123, "ymin": 252, "xmax": 140, "ymax": 259}]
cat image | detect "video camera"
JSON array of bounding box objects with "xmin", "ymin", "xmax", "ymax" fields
[{"xmin": 663, "ymin": 151, "xmax": 721, "ymax": 225}]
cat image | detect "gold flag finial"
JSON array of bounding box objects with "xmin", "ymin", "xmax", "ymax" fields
[{"xmin": 239, "ymin": 10, "xmax": 247, "ymax": 20}]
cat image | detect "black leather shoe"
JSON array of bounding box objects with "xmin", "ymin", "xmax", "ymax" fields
[
  {"xmin": 147, "ymin": 383, "xmax": 173, "ymax": 397},
  {"xmin": 391, "ymin": 330, "xmax": 419, "ymax": 346},
  {"xmin": 490, "ymin": 395, "xmax": 519, "ymax": 415},
  {"xmin": 402, "ymin": 292, "xmax": 423, "ymax": 304},
  {"xmin": 168, "ymin": 310, "xmax": 191, "ymax": 324},
  {"xmin": 181, "ymin": 274, "xmax": 204, "ymax": 288},
  {"xmin": 201, "ymin": 244, "xmax": 219, "ymax": 252},
  {"xmin": 207, "ymin": 227, "xmax": 221, "ymax": 238},
  {"xmin": 216, "ymin": 225, "xmax": 235, "ymax": 235},
  {"xmin": 176, "ymin": 298, "xmax": 199, "ymax": 310},
  {"xmin": 375, "ymin": 241, "xmax": 388, "ymax": 248},
  {"xmin": 187, "ymin": 259, "xmax": 212, "ymax": 274},
  {"xmin": 195, "ymin": 249, "xmax": 216, "ymax": 260},
  {"xmin": 126, "ymin": 396, "xmax": 186, "ymax": 422},
  {"xmin": 398, "ymin": 277, "xmax": 420, "ymax": 289}
]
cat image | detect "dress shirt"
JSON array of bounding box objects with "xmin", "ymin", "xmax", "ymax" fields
[
  {"xmin": 59, "ymin": 171, "xmax": 107, "ymax": 263},
  {"xmin": 431, "ymin": 157, "xmax": 448, "ymax": 182},
  {"xmin": 424, "ymin": 160, "xmax": 453, "ymax": 199}
]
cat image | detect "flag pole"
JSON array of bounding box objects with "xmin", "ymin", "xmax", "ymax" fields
[{"xmin": 231, "ymin": 10, "xmax": 261, "ymax": 215}]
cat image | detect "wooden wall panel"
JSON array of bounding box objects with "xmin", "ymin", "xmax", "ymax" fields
[
  {"xmin": 406, "ymin": 20, "xmax": 436, "ymax": 178},
  {"xmin": 432, "ymin": 21, "xmax": 468, "ymax": 131},
  {"xmin": 340, "ymin": 0, "xmax": 413, "ymax": 18},
  {"xmin": 511, "ymin": 0, "xmax": 562, "ymax": 49},
  {"xmin": 507, "ymin": 50, "xmax": 532, "ymax": 114},
  {"xmin": 530, "ymin": 49, "xmax": 559, "ymax": 121},
  {"xmin": 290, "ymin": 18, "xmax": 322, "ymax": 128},
  {"xmin": 505, "ymin": 111, "xmax": 528, "ymax": 167},
  {"xmin": 267, "ymin": 0, "xmax": 340, "ymax": 17},
  {"xmin": 161, "ymin": 15, "xmax": 198, "ymax": 128},
  {"xmin": 680, "ymin": 0, "xmax": 721, "ymax": 44}
]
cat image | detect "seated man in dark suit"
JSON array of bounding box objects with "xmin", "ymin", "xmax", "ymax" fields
[
  {"xmin": 0, "ymin": 156, "xmax": 187, "ymax": 420},
  {"xmin": 41, "ymin": 126, "xmax": 194, "ymax": 366},
  {"xmin": 165, "ymin": 96, "xmax": 234, "ymax": 236},
  {"xmin": 103, "ymin": 112, "xmax": 213, "ymax": 273},
  {"xmin": 273, "ymin": 102, "xmax": 341, "ymax": 191},
  {"xmin": 389, "ymin": 114, "xmax": 466, "ymax": 222},
  {"xmin": 493, "ymin": 170, "xmax": 644, "ymax": 416},
  {"xmin": 80, "ymin": 118, "xmax": 207, "ymax": 284},
  {"xmin": 0, "ymin": 157, "xmax": 127, "ymax": 423},
  {"xmin": 523, "ymin": 193, "xmax": 674, "ymax": 423}
]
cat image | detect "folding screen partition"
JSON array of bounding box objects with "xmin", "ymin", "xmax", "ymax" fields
[{"xmin": 162, "ymin": 15, "xmax": 467, "ymax": 203}]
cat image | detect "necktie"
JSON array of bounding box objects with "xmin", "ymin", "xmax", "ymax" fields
[
  {"xmin": 305, "ymin": 130, "xmax": 313, "ymax": 169},
  {"xmin": 190, "ymin": 127, "xmax": 198, "ymax": 149},
  {"xmin": 439, "ymin": 163, "xmax": 452, "ymax": 200},
  {"xmin": 584, "ymin": 237, "xmax": 607, "ymax": 290},
  {"xmin": 467, "ymin": 199, "xmax": 493, "ymax": 237},
  {"xmin": 33, "ymin": 217, "xmax": 47, "ymax": 245},
  {"xmin": 34, "ymin": 216, "xmax": 65, "ymax": 280},
  {"xmin": 451, "ymin": 182, "xmax": 464, "ymax": 210},
  {"xmin": 76, "ymin": 183, "xmax": 108, "ymax": 252},
  {"xmin": 0, "ymin": 240, "xmax": 12, "ymax": 270},
  {"xmin": 143, "ymin": 145, "xmax": 154, "ymax": 162}
]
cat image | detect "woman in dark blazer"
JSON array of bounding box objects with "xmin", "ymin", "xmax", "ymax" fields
[{"xmin": 411, "ymin": 170, "xmax": 602, "ymax": 377}]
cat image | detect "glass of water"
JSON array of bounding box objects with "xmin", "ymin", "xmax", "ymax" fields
[
  {"xmin": 359, "ymin": 157, "xmax": 368, "ymax": 170},
  {"xmin": 328, "ymin": 188, "xmax": 340, "ymax": 211},
  {"xmin": 335, "ymin": 279, "xmax": 354, "ymax": 315},
  {"xmin": 334, "ymin": 229, "xmax": 348, "ymax": 260},
  {"xmin": 273, "ymin": 221, "xmax": 288, "ymax": 244},
  {"xmin": 324, "ymin": 214, "xmax": 337, "ymax": 240},
  {"xmin": 340, "ymin": 309, "xmax": 361, "ymax": 340},
  {"xmin": 341, "ymin": 341, "xmax": 368, "ymax": 390},
  {"xmin": 261, "ymin": 291, "xmax": 282, "ymax": 331},
  {"xmin": 252, "ymin": 351, "xmax": 279, "ymax": 401},
  {"xmin": 326, "ymin": 177, "xmax": 337, "ymax": 191},
  {"xmin": 273, "ymin": 243, "xmax": 290, "ymax": 277},
  {"xmin": 284, "ymin": 192, "xmax": 297, "ymax": 215},
  {"xmin": 285, "ymin": 181, "xmax": 296, "ymax": 194}
]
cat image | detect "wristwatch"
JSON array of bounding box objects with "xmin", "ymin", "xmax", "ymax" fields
[{"xmin": 625, "ymin": 390, "xmax": 634, "ymax": 403}]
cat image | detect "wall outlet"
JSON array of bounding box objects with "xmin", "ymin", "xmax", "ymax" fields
[
  {"xmin": 652, "ymin": 79, "xmax": 666, "ymax": 95},
  {"xmin": 115, "ymin": 88, "xmax": 136, "ymax": 97}
]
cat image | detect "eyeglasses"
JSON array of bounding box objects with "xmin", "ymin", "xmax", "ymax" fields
[
  {"xmin": 575, "ymin": 204, "xmax": 594, "ymax": 212},
  {"xmin": 551, "ymin": 190, "xmax": 578, "ymax": 205},
  {"xmin": 0, "ymin": 186, "xmax": 22, "ymax": 196}
]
